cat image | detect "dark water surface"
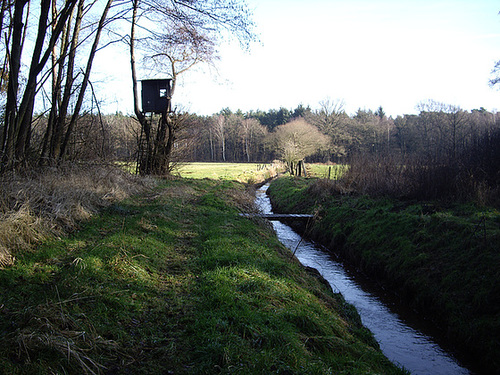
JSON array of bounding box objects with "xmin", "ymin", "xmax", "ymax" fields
[{"xmin": 256, "ymin": 184, "xmax": 471, "ymax": 375}]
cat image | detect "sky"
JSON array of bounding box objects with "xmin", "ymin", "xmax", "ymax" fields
[{"xmin": 100, "ymin": 0, "xmax": 500, "ymax": 117}]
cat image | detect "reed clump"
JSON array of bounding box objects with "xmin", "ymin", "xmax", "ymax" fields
[{"xmin": 0, "ymin": 163, "xmax": 153, "ymax": 267}]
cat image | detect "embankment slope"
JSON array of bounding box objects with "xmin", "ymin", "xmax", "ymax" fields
[{"xmin": 267, "ymin": 177, "xmax": 500, "ymax": 374}]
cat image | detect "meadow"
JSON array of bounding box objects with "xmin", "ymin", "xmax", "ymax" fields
[
  {"xmin": 176, "ymin": 162, "xmax": 273, "ymax": 180},
  {"xmin": 305, "ymin": 163, "xmax": 348, "ymax": 179},
  {"xmin": 175, "ymin": 161, "xmax": 346, "ymax": 182}
]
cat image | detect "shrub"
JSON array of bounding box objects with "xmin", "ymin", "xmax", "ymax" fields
[{"xmin": 334, "ymin": 130, "xmax": 500, "ymax": 205}]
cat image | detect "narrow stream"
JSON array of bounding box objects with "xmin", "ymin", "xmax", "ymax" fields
[{"xmin": 256, "ymin": 184, "xmax": 471, "ymax": 375}]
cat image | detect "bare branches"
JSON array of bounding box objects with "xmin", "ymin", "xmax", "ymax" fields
[
  {"xmin": 489, "ymin": 60, "xmax": 500, "ymax": 88},
  {"xmin": 0, "ymin": 0, "xmax": 255, "ymax": 172},
  {"xmin": 129, "ymin": 0, "xmax": 255, "ymax": 176},
  {"xmin": 273, "ymin": 118, "xmax": 331, "ymax": 168},
  {"xmin": 133, "ymin": 0, "xmax": 252, "ymax": 91}
]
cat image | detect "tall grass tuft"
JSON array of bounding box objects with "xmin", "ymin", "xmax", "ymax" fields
[
  {"xmin": 0, "ymin": 163, "xmax": 153, "ymax": 267},
  {"xmin": 0, "ymin": 204, "xmax": 48, "ymax": 267}
]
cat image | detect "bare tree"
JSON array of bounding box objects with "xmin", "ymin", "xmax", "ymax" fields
[
  {"xmin": 308, "ymin": 98, "xmax": 352, "ymax": 158},
  {"xmin": 239, "ymin": 118, "xmax": 266, "ymax": 162},
  {"xmin": 129, "ymin": 0, "xmax": 256, "ymax": 175},
  {"xmin": 273, "ymin": 118, "xmax": 330, "ymax": 172},
  {"xmin": 313, "ymin": 98, "xmax": 347, "ymax": 134},
  {"xmin": 214, "ymin": 114, "xmax": 226, "ymax": 161},
  {"xmin": 39, "ymin": 0, "xmax": 115, "ymax": 165},
  {"xmin": 147, "ymin": 26, "xmax": 218, "ymax": 99},
  {"xmin": 416, "ymin": 100, "xmax": 468, "ymax": 160},
  {"xmin": 0, "ymin": 0, "xmax": 123, "ymax": 170},
  {"xmin": 1, "ymin": 0, "xmax": 79, "ymax": 170}
]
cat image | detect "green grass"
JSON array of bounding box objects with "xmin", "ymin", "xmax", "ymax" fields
[
  {"xmin": 176, "ymin": 162, "xmax": 281, "ymax": 184},
  {"xmin": 306, "ymin": 164, "xmax": 348, "ymax": 179},
  {"xmin": 117, "ymin": 161, "xmax": 283, "ymax": 184},
  {"xmin": 175, "ymin": 162, "xmax": 347, "ymax": 182},
  {"xmin": 118, "ymin": 161, "xmax": 341, "ymax": 182},
  {"xmin": 0, "ymin": 177, "xmax": 405, "ymax": 374},
  {"xmin": 267, "ymin": 176, "xmax": 500, "ymax": 374}
]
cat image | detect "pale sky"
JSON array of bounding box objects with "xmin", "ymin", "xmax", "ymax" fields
[{"xmin": 100, "ymin": 0, "xmax": 500, "ymax": 117}]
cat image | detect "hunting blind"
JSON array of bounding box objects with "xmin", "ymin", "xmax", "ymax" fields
[{"xmin": 141, "ymin": 79, "xmax": 172, "ymax": 114}]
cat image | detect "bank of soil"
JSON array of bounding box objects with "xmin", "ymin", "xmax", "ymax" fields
[{"xmin": 266, "ymin": 177, "xmax": 500, "ymax": 374}]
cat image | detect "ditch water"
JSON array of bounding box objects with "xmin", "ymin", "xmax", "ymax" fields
[{"xmin": 255, "ymin": 184, "xmax": 472, "ymax": 375}]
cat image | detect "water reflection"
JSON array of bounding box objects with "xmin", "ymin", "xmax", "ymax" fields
[{"xmin": 256, "ymin": 185, "xmax": 470, "ymax": 375}]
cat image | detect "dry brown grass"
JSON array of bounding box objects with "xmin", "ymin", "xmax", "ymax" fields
[
  {"xmin": 13, "ymin": 297, "xmax": 126, "ymax": 374},
  {"xmin": 225, "ymin": 185, "xmax": 258, "ymax": 213},
  {"xmin": 0, "ymin": 163, "xmax": 154, "ymax": 267},
  {"xmin": 338, "ymin": 153, "xmax": 409, "ymax": 197}
]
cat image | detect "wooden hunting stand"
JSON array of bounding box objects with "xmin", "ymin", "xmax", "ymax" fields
[
  {"xmin": 141, "ymin": 79, "xmax": 172, "ymax": 114},
  {"xmin": 136, "ymin": 79, "xmax": 174, "ymax": 175}
]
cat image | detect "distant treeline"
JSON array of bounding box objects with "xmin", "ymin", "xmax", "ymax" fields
[{"xmin": 30, "ymin": 100, "xmax": 500, "ymax": 168}]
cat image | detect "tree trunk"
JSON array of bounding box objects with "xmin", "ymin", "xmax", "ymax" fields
[
  {"xmin": 41, "ymin": 0, "xmax": 69, "ymax": 163},
  {"xmin": 59, "ymin": 0, "xmax": 113, "ymax": 160},
  {"xmin": 209, "ymin": 128, "xmax": 214, "ymax": 161},
  {"xmin": 18, "ymin": 0, "xmax": 76, "ymax": 163},
  {"xmin": 130, "ymin": 0, "xmax": 153, "ymax": 174},
  {"xmin": 130, "ymin": 0, "xmax": 175, "ymax": 176},
  {"xmin": 164, "ymin": 113, "xmax": 175, "ymax": 173},
  {"xmin": 1, "ymin": 0, "xmax": 77, "ymax": 170},
  {"xmin": 14, "ymin": 0, "xmax": 51, "ymax": 163},
  {"xmin": 42, "ymin": 0, "xmax": 81, "ymax": 163},
  {"xmin": 1, "ymin": 0, "xmax": 28, "ymax": 169}
]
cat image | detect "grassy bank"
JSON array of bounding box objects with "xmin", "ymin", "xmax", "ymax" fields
[
  {"xmin": 0, "ymin": 175, "xmax": 404, "ymax": 374},
  {"xmin": 266, "ymin": 177, "xmax": 500, "ymax": 374}
]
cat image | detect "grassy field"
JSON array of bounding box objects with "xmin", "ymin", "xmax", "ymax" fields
[
  {"xmin": 119, "ymin": 161, "xmax": 345, "ymax": 182},
  {"xmin": 175, "ymin": 162, "xmax": 349, "ymax": 182},
  {"xmin": 0, "ymin": 175, "xmax": 405, "ymax": 374},
  {"xmin": 267, "ymin": 177, "xmax": 500, "ymax": 374},
  {"xmin": 176, "ymin": 162, "xmax": 347, "ymax": 181},
  {"xmin": 306, "ymin": 163, "xmax": 348, "ymax": 179},
  {"xmin": 176, "ymin": 162, "xmax": 275, "ymax": 181}
]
